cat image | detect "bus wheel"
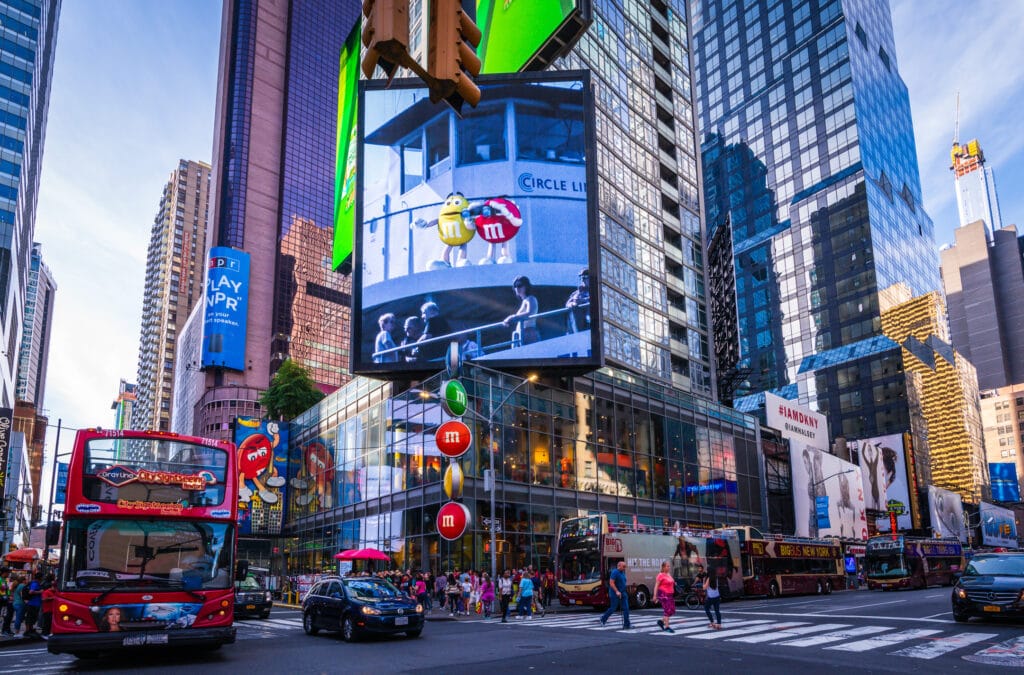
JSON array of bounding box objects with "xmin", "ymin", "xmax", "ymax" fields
[
  {"xmin": 768, "ymin": 582, "xmax": 780, "ymax": 599},
  {"xmin": 633, "ymin": 587, "xmax": 650, "ymax": 609}
]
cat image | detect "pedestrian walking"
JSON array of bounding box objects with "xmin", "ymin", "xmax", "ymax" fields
[
  {"xmin": 704, "ymin": 568, "xmax": 722, "ymax": 630},
  {"xmin": 0, "ymin": 568, "xmax": 10, "ymax": 636},
  {"xmin": 655, "ymin": 561, "xmax": 677, "ymax": 632},
  {"xmin": 22, "ymin": 572, "xmax": 42, "ymax": 637},
  {"xmin": 498, "ymin": 570, "xmax": 513, "ymax": 622},
  {"xmin": 10, "ymin": 574, "xmax": 26, "ymax": 636},
  {"xmin": 460, "ymin": 574, "xmax": 472, "ymax": 616},
  {"xmin": 480, "ymin": 573, "xmax": 495, "ymax": 619},
  {"xmin": 40, "ymin": 573, "xmax": 55, "ymax": 636},
  {"xmin": 446, "ymin": 571, "xmax": 461, "ymax": 616},
  {"xmin": 434, "ymin": 572, "xmax": 448, "ymax": 611},
  {"xmin": 599, "ymin": 561, "xmax": 631, "ymax": 629},
  {"xmin": 516, "ymin": 572, "xmax": 534, "ymax": 619}
]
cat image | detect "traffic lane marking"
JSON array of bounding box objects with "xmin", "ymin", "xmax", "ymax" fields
[
  {"xmin": 728, "ymin": 623, "xmax": 851, "ymax": 643},
  {"xmin": 825, "ymin": 628, "xmax": 943, "ymax": 652},
  {"xmin": 890, "ymin": 632, "xmax": 999, "ymax": 660},
  {"xmin": 725, "ymin": 608, "xmax": 957, "ymax": 624},
  {"xmin": 810, "ymin": 598, "xmax": 907, "ymax": 613},
  {"xmin": 689, "ymin": 622, "xmax": 810, "ymax": 640},
  {"xmin": 776, "ymin": 625, "xmax": 893, "ymax": 647}
]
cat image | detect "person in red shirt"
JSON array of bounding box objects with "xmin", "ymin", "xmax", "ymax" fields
[{"xmin": 40, "ymin": 573, "xmax": 55, "ymax": 636}]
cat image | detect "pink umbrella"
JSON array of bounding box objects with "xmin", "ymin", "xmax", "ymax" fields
[
  {"xmin": 350, "ymin": 547, "xmax": 391, "ymax": 562},
  {"xmin": 333, "ymin": 549, "xmax": 358, "ymax": 560}
]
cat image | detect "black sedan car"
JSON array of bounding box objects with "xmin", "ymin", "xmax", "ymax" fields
[
  {"xmin": 235, "ymin": 575, "xmax": 274, "ymax": 619},
  {"xmin": 951, "ymin": 552, "xmax": 1024, "ymax": 622},
  {"xmin": 302, "ymin": 576, "xmax": 424, "ymax": 641}
]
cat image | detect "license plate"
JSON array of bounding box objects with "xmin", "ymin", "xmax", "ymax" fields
[
  {"xmin": 246, "ymin": 604, "xmax": 256, "ymax": 609},
  {"xmin": 569, "ymin": 599, "xmax": 576, "ymax": 605},
  {"xmin": 123, "ymin": 634, "xmax": 146, "ymax": 647},
  {"xmin": 395, "ymin": 616, "xmax": 409, "ymax": 626},
  {"xmin": 983, "ymin": 605, "xmax": 1001, "ymax": 613}
]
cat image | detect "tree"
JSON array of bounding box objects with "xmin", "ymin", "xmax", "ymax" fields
[{"xmin": 259, "ymin": 359, "xmax": 325, "ymax": 421}]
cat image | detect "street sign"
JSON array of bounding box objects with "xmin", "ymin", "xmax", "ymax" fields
[
  {"xmin": 482, "ymin": 516, "xmax": 502, "ymax": 533},
  {"xmin": 441, "ymin": 379, "xmax": 468, "ymax": 417},
  {"xmin": 435, "ymin": 420, "xmax": 472, "ymax": 458},
  {"xmin": 443, "ymin": 461, "xmax": 464, "ymax": 499},
  {"xmin": 886, "ymin": 499, "xmax": 906, "ymax": 515},
  {"xmin": 437, "ymin": 501, "xmax": 470, "ymax": 541}
]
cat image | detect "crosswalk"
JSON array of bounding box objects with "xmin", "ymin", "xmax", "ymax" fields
[
  {"xmin": 235, "ymin": 615, "xmax": 304, "ymax": 638},
  {"xmin": 505, "ymin": 611, "xmax": 1013, "ymax": 663}
]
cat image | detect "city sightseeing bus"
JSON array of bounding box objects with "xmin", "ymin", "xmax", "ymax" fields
[
  {"xmin": 727, "ymin": 526, "xmax": 846, "ymax": 597},
  {"xmin": 49, "ymin": 429, "xmax": 241, "ymax": 658},
  {"xmin": 864, "ymin": 535, "xmax": 964, "ymax": 591},
  {"xmin": 555, "ymin": 514, "xmax": 743, "ymax": 609}
]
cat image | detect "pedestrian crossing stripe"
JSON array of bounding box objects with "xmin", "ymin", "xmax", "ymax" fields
[{"xmin": 510, "ymin": 613, "xmax": 1006, "ymax": 660}]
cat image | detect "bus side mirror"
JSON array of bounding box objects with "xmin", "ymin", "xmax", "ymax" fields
[{"xmin": 235, "ymin": 560, "xmax": 249, "ymax": 582}]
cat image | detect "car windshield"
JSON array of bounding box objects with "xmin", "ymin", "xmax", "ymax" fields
[
  {"xmin": 236, "ymin": 577, "xmax": 261, "ymax": 590},
  {"xmin": 964, "ymin": 556, "xmax": 1024, "ymax": 577},
  {"xmin": 344, "ymin": 579, "xmax": 402, "ymax": 601}
]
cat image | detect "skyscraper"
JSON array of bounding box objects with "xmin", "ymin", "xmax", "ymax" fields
[
  {"xmin": 940, "ymin": 221, "xmax": 1024, "ymax": 391},
  {"xmin": 133, "ymin": 160, "xmax": 211, "ymax": 431},
  {"xmin": 0, "ymin": 0, "xmax": 60, "ymax": 408},
  {"xmin": 15, "ymin": 242, "xmax": 55, "ymax": 405},
  {"xmin": 183, "ymin": 0, "xmax": 357, "ymax": 439},
  {"xmin": 950, "ymin": 137, "xmax": 1001, "ymax": 238},
  {"xmin": 696, "ymin": 0, "xmax": 940, "ymax": 445}
]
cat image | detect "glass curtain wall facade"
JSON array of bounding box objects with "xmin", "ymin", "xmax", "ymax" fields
[
  {"xmin": 553, "ymin": 0, "xmax": 713, "ymax": 395},
  {"xmin": 0, "ymin": 0, "xmax": 59, "ymax": 408},
  {"xmin": 694, "ymin": 0, "xmax": 940, "ymax": 443},
  {"xmin": 284, "ymin": 366, "xmax": 763, "ymax": 574}
]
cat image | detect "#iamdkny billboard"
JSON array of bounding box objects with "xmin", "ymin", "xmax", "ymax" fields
[{"xmin": 352, "ymin": 71, "xmax": 600, "ymax": 375}]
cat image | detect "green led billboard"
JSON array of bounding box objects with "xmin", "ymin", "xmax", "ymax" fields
[
  {"xmin": 332, "ymin": 22, "xmax": 361, "ymax": 273},
  {"xmin": 477, "ymin": 0, "xmax": 579, "ymax": 73}
]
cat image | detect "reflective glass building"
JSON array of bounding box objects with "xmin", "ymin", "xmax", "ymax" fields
[
  {"xmin": 0, "ymin": 0, "xmax": 59, "ymax": 408},
  {"xmin": 284, "ymin": 365, "xmax": 764, "ymax": 573},
  {"xmin": 182, "ymin": 0, "xmax": 358, "ymax": 439},
  {"xmin": 694, "ymin": 0, "xmax": 941, "ymax": 443}
]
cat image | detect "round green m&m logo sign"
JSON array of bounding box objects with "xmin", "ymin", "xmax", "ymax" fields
[{"xmin": 441, "ymin": 379, "xmax": 468, "ymax": 417}]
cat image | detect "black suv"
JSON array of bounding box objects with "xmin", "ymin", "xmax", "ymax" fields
[
  {"xmin": 235, "ymin": 575, "xmax": 273, "ymax": 619},
  {"xmin": 302, "ymin": 576, "xmax": 424, "ymax": 641},
  {"xmin": 952, "ymin": 552, "xmax": 1024, "ymax": 622}
]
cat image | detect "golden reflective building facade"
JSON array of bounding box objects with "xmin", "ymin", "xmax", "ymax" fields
[{"xmin": 880, "ymin": 284, "xmax": 988, "ymax": 502}]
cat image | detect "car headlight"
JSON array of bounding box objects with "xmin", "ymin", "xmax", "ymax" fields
[
  {"xmin": 415, "ymin": 604, "xmax": 424, "ymax": 613},
  {"xmin": 361, "ymin": 606, "xmax": 382, "ymax": 616},
  {"xmin": 265, "ymin": 591, "xmax": 272, "ymax": 603},
  {"xmin": 955, "ymin": 587, "xmax": 967, "ymax": 599}
]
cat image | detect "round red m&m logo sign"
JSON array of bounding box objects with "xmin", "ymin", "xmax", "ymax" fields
[
  {"xmin": 435, "ymin": 420, "xmax": 472, "ymax": 458},
  {"xmin": 437, "ymin": 501, "xmax": 471, "ymax": 541}
]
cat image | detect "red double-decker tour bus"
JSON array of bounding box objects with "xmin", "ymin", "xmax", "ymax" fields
[
  {"xmin": 49, "ymin": 429, "xmax": 239, "ymax": 658},
  {"xmin": 730, "ymin": 526, "xmax": 846, "ymax": 597}
]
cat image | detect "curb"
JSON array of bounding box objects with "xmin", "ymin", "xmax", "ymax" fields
[{"xmin": 0, "ymin": 634, "xmax": 44, "ymax": 649}]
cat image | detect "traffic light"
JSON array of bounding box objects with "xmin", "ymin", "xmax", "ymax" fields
[
  {"xmin": 428, "ymin": 0, "xmax": 482, "ymax": 112},
  {"xmin": 362, "ymin": 0, "xmax": 412, "ymax": 83}
]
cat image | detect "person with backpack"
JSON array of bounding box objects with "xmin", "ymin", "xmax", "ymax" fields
[
  {"xmin": 498, "ymin": 569, "xmax": 513, "ymax": 622},
  {"xmin": 704, "ymin": 567, "xmax": 723, "ymax": 630},
  {"xmin": 446, "ymin": 570, "xmax": 461, "ymax": 616}
]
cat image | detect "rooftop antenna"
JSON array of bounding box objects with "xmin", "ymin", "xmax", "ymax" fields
[{"xmin": 953, "ymin": 91, "xmax": 960, "ymax": 146}]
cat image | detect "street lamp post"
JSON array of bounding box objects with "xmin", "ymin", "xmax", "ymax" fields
[{"xmin": 484, "ymin": 373, "xmax": 535, "ymax": 582}]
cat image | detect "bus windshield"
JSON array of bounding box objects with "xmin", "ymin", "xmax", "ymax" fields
[
  {"xmin": 559, "ymin": 549, "xmax": 602, "ymax": 583},
  {"xmin": 82, "ymin": 437, "xmax": 229, "ymax": 507},
  {"xmin": 866, "ymin": 553, "xmax": 906, "ymax": 579},
  {"xmin": 60, "ymin": 519, "xmax": 234, "ymax": 592}
]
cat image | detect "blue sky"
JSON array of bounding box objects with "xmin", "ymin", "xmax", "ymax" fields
[{"xmin": 31, "ymin": 3, "xmax": 1024, "ymax": 507}]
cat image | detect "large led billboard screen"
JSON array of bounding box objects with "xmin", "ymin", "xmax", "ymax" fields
[
  {"xmin": 332, "ymin": 22, "xmax": 360, "ymax": 273},
  {"xmin": 201, "ymin": 246, "xmax": 250, "ymax": 371},
  {"xmin": 352, "ymin": 71, "xmax": 600, "ymax": 376},
  {"xmin": 979, "ymin": 501, "xmax": 1018, "ymax": 548},
  {"xmin": 790, "ymin": 445, "xmax": 867, "ymax": 540},
  {"xmin": 477, "ymin": 0, "xmax": 589, "ymax": 73}
]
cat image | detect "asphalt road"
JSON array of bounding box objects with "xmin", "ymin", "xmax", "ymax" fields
[{"xmin": 4, "ymin": 588, "xmax": 1024, "ymax": 673}]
